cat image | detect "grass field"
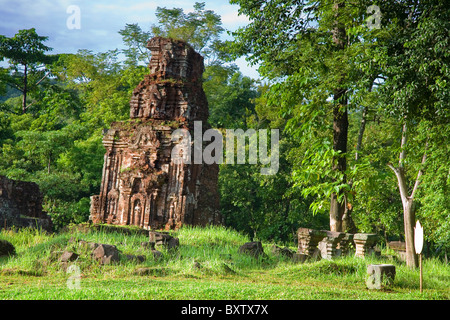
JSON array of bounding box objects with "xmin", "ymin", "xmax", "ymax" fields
[{"xmin": 0, "ymin": 224, "xmax": 449, "ymax": 300}]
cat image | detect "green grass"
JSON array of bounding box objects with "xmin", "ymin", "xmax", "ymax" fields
[{"xmin": 0, "ymin": 224, "xmax": 449, "ymax": 300}]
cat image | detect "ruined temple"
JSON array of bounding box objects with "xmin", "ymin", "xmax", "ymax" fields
[
  {"xmin": 0, "ymin": 175, "xmax": 52, "ymax": 232},
  {"xmin": 89, "ymin": 37, "xmax": 222, "ymax": 230}
]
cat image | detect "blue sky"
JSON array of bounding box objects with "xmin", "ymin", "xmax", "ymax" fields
[{"xmin": 0, "ymin": 0, "xmax": 259, "ymax": 78}]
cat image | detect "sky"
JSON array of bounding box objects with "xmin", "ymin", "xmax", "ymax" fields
[{"xmin": 0, "ymin": 0, "xmax": 260, "ymax": 79}]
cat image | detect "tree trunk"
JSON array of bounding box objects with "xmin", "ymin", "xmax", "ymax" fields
[
  {"xmin": 389, "ymin": 165, "xmax": 419, "ymax": 268},
  {"xmin": 330, "ymin": 100, "xmax": 348, "ymax": 232},
  {"xmin": 355, "ymin": 106, "xmax": 368, "ymax": 162},
  {"xmin": 403, "ymin": 197, "xmax": 418, "ymax": 268},
  {"xmin": 22, "ymin": 63, "xmax": 27, "ymax": 114},
  {"xmin": 388, "ymin": 123, "xmax": 426, "ymax": 269},
  {"xmin": 329, "ymin": 1, "xmax": 348, "ymax": 232}
]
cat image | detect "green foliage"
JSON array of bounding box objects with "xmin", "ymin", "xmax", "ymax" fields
[
  {"xmin": 0, "ymin": 28, "xmax": 52, "ymax": 66},
  {"xmin": 118, "ymin": 23, "xmax": 152, "ymax": 66},
  {"xmin": 0, "ymin": 28, "xmax": 55, "ymax": 114},
  {"xmin": 219, "ymin": 133, "xmax": 327, "ymax": 243},
  {"xmin": 43, "ymin": 198, "xmax": 91, "ymax": 231},
  {"xmin": 204, "ymin": 65, "xmax": 258, "ymax": 128},
  {"xmin": 152, "ymin": 2, "xmax": 224, "ymax": 61},
  {"xmin": 415, "ymin": 122, "xmax": 450, "ymax": 256}
]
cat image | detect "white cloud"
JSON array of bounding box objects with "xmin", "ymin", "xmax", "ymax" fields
[{"xmin": 220, "ymin": 8, "xmax": 249, "ymax": 29}]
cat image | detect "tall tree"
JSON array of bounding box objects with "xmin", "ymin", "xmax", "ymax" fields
[
  {"xmin": 229, "ymin": 0, "xmax": 382, "ymax": 232},
  {"xmin": 118, "ymin": 23, "xmax": 152, "ymax": 66},
  {"xmin": 152, "ymin": 1, "xmax": 224, "ymax": 63},
  {"xmin": 379, "ymin": 0, "xmax": 450, "ymax": 268},
  {"xmin": 329, "ymin": 1, "xmax": 349, "ymax": 232},
  {"xmin": 0, "ymin": 28, "xmax": 53, "ymax": 114},
  {"xmin": 118, "ymin": 2, "xmax": 226, "ymax": 67}
]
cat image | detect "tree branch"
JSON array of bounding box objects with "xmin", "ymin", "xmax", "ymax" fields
[
  {"xmin": 34, "ymin": 70, "xmax": 51, "ymax": 86},
  {"xmin": 388, "ymin": 163, "xmax": 409, "ymax": 205},
  {"xmin": 411, "ymin": 141, "xmax": 428, "ymax": 199},
  {"xmin": 399, "ymin": 123, "xmax": 407, "ymax": 167}
]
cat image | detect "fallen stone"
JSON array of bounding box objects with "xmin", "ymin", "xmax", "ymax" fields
[
  {"xmin": 149, "ymin": 231, "xmax": 180, "ymax": 250},
  {"xmin": 0, "ymin": 239, "xmax": 15, "ymax": 257},
  {"xmin": 59, "ymin": 251, "xmax": 79, "ymax": 262},
  {"xmin": 149, "ymin": 231, "xmax": 172, "ymax": 245},
  {"xmin": 388, "ymin": 241, "xmax": 407, "ymax": 262},
  {"xmin": 151, "ymin": 249, "xmax": 163, "ymax": 260},
  {"xmin": 92, "ymin": 244, "xmax": 120, "ymax": 265},
  {"xmin": 337, "ymin": 233, "xmax": 354, "ymax": 256},
  {"xmin": 271, "ymin": 245, "xmax": 295, "ymax": 258},
  {"xmin": 124, "ymin": 254, "xmax": 146, "ymax": 263},
  {"xmin": 366, "ymin": 264, "xmax": 396, "ymax": 290},
  {"xmin": 0, "ymin": 175, "xmax": 53, "ymax": 232},
  {"xmin": 318, "ymin": 230, "xmax": 345, "ymax": 260},
  {"xmin": 167, "ymin": 237, "xmax": 180, "ymax": 250},
  {"xmin": 134, "ymin": 267, "xmax": 166, "ymax": 276},
  {"xmin": 292, "ymin": 253, "xmax": 308, "ymax": 263},
  {"xmin": 238, "ymin": 241, "xmax": 265, "ymax": 258}
]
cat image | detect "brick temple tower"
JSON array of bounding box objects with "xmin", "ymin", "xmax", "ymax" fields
[{"xmin": 89, "ymin": 37, "xmax": 222, "ymax": 230}]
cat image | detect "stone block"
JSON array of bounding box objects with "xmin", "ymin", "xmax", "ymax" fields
[
  {"xmin": 292, "ymin": 253, "xmax": 308, "ymax": 263},
  {"xmin": 318, "ymin": 230, "xmax": 345, "ymax": 260},
  {"xmin": 149, "ymin": 231, "xmax": 172, "ymax": 245},
  {"xmin": 59, "ymin": 251, "xmax": 79, "ymax": 263},
  {"xmin": 149, "ymin": 231, "xmax": 179, "ymax": 250},
  {"xmin": 92, "ymin": 244, "xmax": 120, "ymax": 265},
  {"xmin": 337, "ymin": 233, "xmax": 354, "ymax": 256},
  {"xmin": 239, "ymin": 241, "xmax": 265, "ymax": 258},
  {"xmin": 297, "ymin": 228, "xmax": 327, "ymax": 257},
  {"xmin": 0, "ymin": 175, "xmax": 52, "ymax": 232},
  {"xmin": 366, "ymin": 264, "xmax": 396, "ymax": 289},
  {"xmin": 388, "ymin": 241, "xmax": 407, "ymax": 262},
  {"xmin": 354, "ymin": 233, "xmax": 378, "ymax": 258}
]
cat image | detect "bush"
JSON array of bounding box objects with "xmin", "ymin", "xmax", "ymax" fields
[{"xmin": 44, "ymin": 197, "xmax": 91, "ymax": 231}]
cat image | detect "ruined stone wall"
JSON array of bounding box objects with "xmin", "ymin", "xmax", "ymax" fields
[
  {"xmin": 90, "ymin": 37, "xmax": 221, "ymax": 230},
  {"xmin": 0, "ymin": 175, "xmax": 52, "ymax": 231}
]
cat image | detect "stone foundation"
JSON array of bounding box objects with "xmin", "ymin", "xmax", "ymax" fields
[
  {"xmin": 318, "ymin": 230, "xmax": 345, "ymax": 260},
  {"xmin": 354, "ymin": 233, "xmax": 378, "ymax": 258},
  {"xmin": 297, "ymin": 228, "xmax": 326, "ymax": 257},
  {"xmin": 297, "ymin": 228, "xmax": 379, "ymax": 260}
]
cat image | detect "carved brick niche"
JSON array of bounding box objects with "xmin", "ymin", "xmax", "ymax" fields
[{"xmin": 90, "ymin": 37, "xmax": 222, "ymax": 230}]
